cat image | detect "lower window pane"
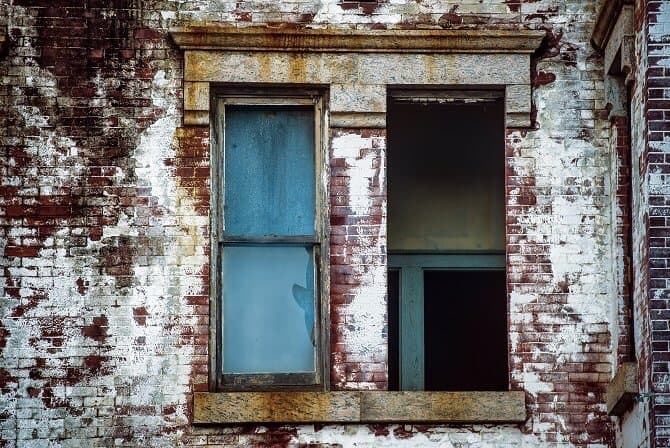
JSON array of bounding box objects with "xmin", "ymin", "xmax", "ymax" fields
[{"xmin": 222, "ymin": 244, "xmax": 316, "ymax": 374}]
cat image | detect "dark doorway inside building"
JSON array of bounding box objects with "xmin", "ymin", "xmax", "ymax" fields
[{"xmin": 387, "ymin": 91, "xmax": 508, "ymax": 391}]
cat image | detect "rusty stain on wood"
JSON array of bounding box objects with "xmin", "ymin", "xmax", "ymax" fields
[
  {"xmin": 170, "ymin": 26, "xmax": 545, "ymax": 54},
  {"xmin": 193, "ymin": 391, "xmax": 360, "ymax": 423},
  {"xmin": 193, "ymin": 391, "xmax": 526, "ymax": 424}
]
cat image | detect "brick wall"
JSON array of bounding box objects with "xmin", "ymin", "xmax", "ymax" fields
[
  {"xmin": 646, "ymin": 1, "xmax": 670, "ymax": 446},
  {"xmin": 611, "ymin": 115, "xmax": 634, "ymax": 365},
  {"xmin": 329, "ymin": 128, "xmax": 387, "ymax": 391},
  {"xmin": 0, "ymin": 1, "xmax": 632, "ymax": 447}
]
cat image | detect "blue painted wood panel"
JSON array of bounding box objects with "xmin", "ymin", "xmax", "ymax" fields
[
  {"xmin": 400, "ymin": 266, "xmax": 424, "ymax": 391},
  {"xmin": 224, "ymin": 105, "xmax": 316, "ymax": 237}
]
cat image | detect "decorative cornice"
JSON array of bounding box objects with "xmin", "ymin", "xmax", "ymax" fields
[
  {"xmin": 592, "ymin": 0, "xmax": 634, "ymax": 51},
  {"xmin": 170, "ymin": 26, "xmax": 545, "ymax": 54}
]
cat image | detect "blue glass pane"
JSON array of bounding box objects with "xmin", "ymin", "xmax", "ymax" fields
[
  {"xmin": 222, "ymin": 245, "xmax": 316, "ymax": 374},
  {"xmin": 224, "ymin": 105, "xmax": 316, "ymax": 237}
]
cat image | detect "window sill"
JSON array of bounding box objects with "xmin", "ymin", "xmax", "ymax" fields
[
  {"xmin": 193, "ymin": 391, "xmax": 526, "ymax": 424},
  {"xmin": 606, "ymin": 362, "xmax": 638, "ymax": 416}
]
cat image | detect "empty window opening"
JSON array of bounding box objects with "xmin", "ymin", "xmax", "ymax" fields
[{"xmin": 387, "ymin": 91, "xmax": 508, "ymax": 391}]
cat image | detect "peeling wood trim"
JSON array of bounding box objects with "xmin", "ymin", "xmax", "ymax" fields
[
  {"xmin": 193, "ymin": 391, "xmax": 527, "ymax": 424},
  {"xmin": 170, "ymin": 26, "xmax": 545, "ymax": 54},
  {"xmin": 591, "ymin": 0, "xmax": 634, "ymax": 51},
  {"xmin": 606, "ymin": 362, "xmax": 639, "ymax": 416}
]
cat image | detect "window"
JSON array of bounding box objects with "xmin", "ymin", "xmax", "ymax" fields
[
  {"xmin": 387, "ymin": 90, "xmax": 508, "ymax": 391},
  {"xmin": 212, "ymin": 92, "xmax": 326, "ymax": 390}
]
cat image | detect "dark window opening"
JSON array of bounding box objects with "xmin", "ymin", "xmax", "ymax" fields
[
  {"xmin": 424, "ymin": 270, "xmax": 508, "ymax": 391},
  {"xmin": 388, "ymin": 269, "xmax": 400, "ymax": 391},
  {"xmin": 387, "ymin": 91, "xmax": 508, "ymax": 391}
]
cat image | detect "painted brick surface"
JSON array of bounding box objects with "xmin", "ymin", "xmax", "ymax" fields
[
  {"xmin": 644, "ymin": 1, "xmax": 670, "ymax": 447},
  {"xmin": 330, "ymin": 129, "xmax": 387, "ymax": 391},
  {"xmin": 0, "ymin": 0, "xmax": 657, "ymax": 447}
]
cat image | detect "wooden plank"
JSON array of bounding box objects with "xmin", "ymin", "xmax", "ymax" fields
[
  {"xmin": 389, "ymin": 253, "xmax": 505, "ymax": 269},
  {"xmin": 194, "ymin": 391, "xmax": 526, "ymax": 424},
  {"xmin": 400, "ymin": 267, "xmax": 424, "ymax": 391},
  {"xmin": 193, "ymin": 392, "xmax": 360, "ymax": 423},
  {"xmin": 361, "ymin": 391, "xmax": 527, "ymax": 423},
  {"xmin": 171, "ymin": 27, "xmax": 545, "ymax": 54}
]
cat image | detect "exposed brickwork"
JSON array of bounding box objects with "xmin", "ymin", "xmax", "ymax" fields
[
  {"xmin": 646, "ymin": 1, "xmax": 670, "ymax": 446},
  {"xmin": 611, "ymin": 115, "xmax": 635, "ymax": 365},
  {"xmin": 329, "ymin": 128, "xmax": 387, "ymax": 391},
  {"xmin": 0, "ymin": 0, "xmax": 657, "ymax": 447}
]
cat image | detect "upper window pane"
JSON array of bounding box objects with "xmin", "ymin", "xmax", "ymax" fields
[{"xmin": 224, "ymin": 105, "xmax": 316, "ymax": 237}]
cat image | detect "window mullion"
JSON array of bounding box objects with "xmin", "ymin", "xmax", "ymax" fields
[{"xmin": 400, "ymin": 266, "xmax": 424, "ymax": 391}]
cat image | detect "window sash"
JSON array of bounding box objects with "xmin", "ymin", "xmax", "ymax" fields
[
  {"xmin": 211, "ymin": 94, "xmax": 326, "ymax": 391},
  {"xmin": 221, "ymin": 103, "xmax": 317, "ymax": 239}
]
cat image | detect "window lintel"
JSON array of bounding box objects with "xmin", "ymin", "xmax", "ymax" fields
[{"xmin": 170, "ymin": 26, "xmax": 544, "ymax": 128}]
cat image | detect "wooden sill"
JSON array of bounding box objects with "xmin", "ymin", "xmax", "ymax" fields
[
  {"xmin": 193, "ymin": 391, "xmax": 526, "ymax": 424},
  {"xmin": 606, "ymin": 362, "xmax": 638, "ymax": 416}
]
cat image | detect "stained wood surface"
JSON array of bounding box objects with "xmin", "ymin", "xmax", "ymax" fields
[
  {"xmin": 606, "ymin": 362, "xmax": 638, "ymax": 416},
  {"xmin": 194, "ymin": 392, "xmax": 359, "ymax": 423},
  {"xmin": 194, "ymin": 391, "xmax": 526, "ymax": 424},
  {"xmin": 362, "ymin": 391, "xmax": 526, "ymax": 423}
]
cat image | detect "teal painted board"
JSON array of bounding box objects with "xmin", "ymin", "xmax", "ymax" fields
[
  {"xmin": 400, "ymin": 267, "xmax": 424, "ymax": 391},
  {"xmin": 222, "ymin": 244, "xmax": 316, "ymax": 374},
  {"xmin": 388, "ymin": 253, "xmax": 505, "ymax": 269},
  {"xmin": 224, "ymin": 105, "xmax": 315, "ymax": 237}
]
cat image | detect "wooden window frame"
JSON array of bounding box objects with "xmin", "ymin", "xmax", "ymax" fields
[{"xmin": 210, "ymin": 88, "xmax": 330, "ymax": 391}]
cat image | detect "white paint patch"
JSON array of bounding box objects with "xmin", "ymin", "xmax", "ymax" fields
[
  {"xmin": 331, "ymin": 132, "xmax": 387, "ymax": 387},
  {"xmin": 287, "ymin": 423, "xmax": 577, "ymax": 447},
  {"xmin": 649, "ymin": 1, "xmax": 670, "ymax": 44},
  {"xmin": 134, "ymin": 108, "xmax": 179, "ymax": 209}
]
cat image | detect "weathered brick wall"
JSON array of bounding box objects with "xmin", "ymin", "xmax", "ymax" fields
[
  {"xmin": 616, "ymin": 0, "xmax": 653, "ymax": 446},
  {"xmin": 611, "ymin": 115, "xmax": 634, "ymax": 366},
  {"xmin": 330, "ymin": 128, "xmax": 387, "ymax": 391},
  {"xmin": 0, "ymin": 1, "xmax": 628, "ymax": 447},
  {"xmin": 645, "ymin": 1, "xmax": 670, "ymax": 446}
]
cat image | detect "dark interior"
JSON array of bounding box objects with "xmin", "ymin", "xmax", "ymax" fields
[
  {"xmin": 388, "ymin": 269, "xmax": 400, "ymax": 391},
  {"xmin": 423, "ymin": 270, "xmax": 508, "ymax": 390},
  {"xmin": 386, "ymin": 93, "xmax": 508, "ymax": 391},
  {"xmin": 386, "ymin": 97, "xmax": 505, "ymax": 252}
]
